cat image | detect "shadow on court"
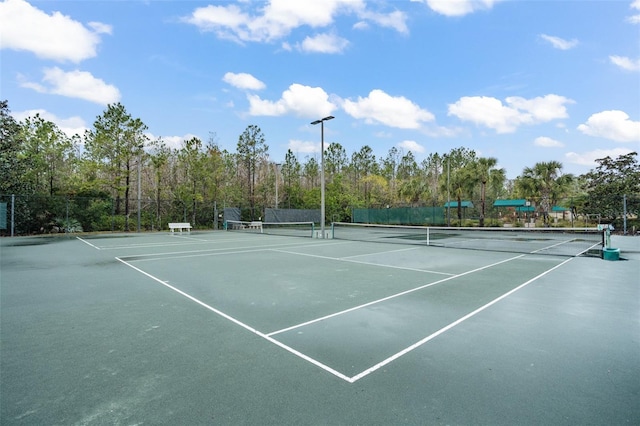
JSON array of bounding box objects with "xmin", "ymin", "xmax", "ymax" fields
[{"xmin": 1, "ymin": 232, "xmax": 638, "ymax": 425}]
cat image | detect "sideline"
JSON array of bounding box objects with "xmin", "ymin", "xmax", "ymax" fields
[
  {"xmin": 76, "ymin": 236, "xmax": 101, "ymax": 250},
  {"xmin": 115, "ymin": 256, "xmax": 353, "ymax": 382},
  {"xmin": 349, "ymin": 256, "xmax": 574, "ymax": 382}
]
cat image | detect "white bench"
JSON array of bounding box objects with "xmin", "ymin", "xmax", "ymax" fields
[
  {"xmin": 168, "ymin": 222, "xmax": 192, "ymax": 234},
  {"xmin": 247, "ymin": 221, "xmax": 262, "ymax": 231}
]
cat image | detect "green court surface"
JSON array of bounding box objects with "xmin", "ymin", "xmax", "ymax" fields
[{"xmin": 1, "ymin": 231, "xmax": 638, "ymax": 425}]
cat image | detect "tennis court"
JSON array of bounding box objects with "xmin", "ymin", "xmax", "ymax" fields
[{"xmin": 1, "ymin": 229, "xmax": 639, "ymax": 425}]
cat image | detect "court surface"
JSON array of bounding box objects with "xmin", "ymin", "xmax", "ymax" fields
[{"xmin": 1, "ymin": 231, "xmax": 638, "ymax": 425}]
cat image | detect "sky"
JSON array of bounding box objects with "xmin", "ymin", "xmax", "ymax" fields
[{"xmin": 1, "ymin": 0, "xmax": 639, "ymax": 179}]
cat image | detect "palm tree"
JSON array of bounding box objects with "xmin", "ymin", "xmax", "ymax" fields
[
  {"xmin": 471, "ymin": 157, "xmax": 506, "ymax": 226},
  {"xmin": 516, "ymin": 161, "xmax": 573, "ymax": 225}
]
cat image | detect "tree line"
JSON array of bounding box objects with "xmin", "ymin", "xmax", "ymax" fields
[{"xmin": 1, "ymin": 100, "xmax": 638, "ymax": 233}]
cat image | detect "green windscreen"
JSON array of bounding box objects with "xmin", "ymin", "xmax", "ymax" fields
[{"xmin": 0, "ymin": 203, "xmax": 7, "ymax": 230}]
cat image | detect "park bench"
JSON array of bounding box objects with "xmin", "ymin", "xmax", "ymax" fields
[
  {"xmin": 168, "ymin": 222, "xmax": 192, "ymax": 234},
  {"xmin": 247, "ymin": 221, "xmax": 262, "ymax": 230}
]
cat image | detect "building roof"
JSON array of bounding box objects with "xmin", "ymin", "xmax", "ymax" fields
[
  {"xmin": 444, "ymin": 201, "xmax": 474, "ymax": 208},
  {"xmin": 493, "ymin": 199, "xmax": 528, "ymax": 207}
]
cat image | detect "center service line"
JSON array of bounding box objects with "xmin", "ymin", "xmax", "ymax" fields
[{"xmin": 115, "ymin": 256, "xmax": 353, "ymax": 383}]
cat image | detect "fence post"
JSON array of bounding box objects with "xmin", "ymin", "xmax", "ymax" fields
[
  {"xmin": 11, "ymin": 194, "xmax": 15, "ymax": 237},
  {"xmin": 623, "ymin": 194, "xmax": 627, "ymax": 235}
]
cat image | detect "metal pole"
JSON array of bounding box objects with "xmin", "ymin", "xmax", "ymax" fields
[
  {"xmin": 311, "ymin": 116, "xmax": 334, "ymax": 238},
  {"xmin": 274, "ymin": 163, "xmax": 279, "ymax": 209},
  {"xmin": 320, "ymin": 121, "xmax": 325, "ymax": 238},
  {"xmin": 137, "ymin": 147, "xmax": 142, "ymax": 232},
  {"xmin": 447, "ymin": 159, "xmax": 450, "ymax": 227}
]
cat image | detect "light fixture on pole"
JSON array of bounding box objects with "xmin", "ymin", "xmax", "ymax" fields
[{"xmin": 310, "ymin": 115, "xmax": 334, "ymax": 238}]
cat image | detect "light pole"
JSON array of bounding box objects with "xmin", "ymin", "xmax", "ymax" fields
[
  {"xmin": 137, "ymin": 144, "xmax": 144, "ymax": 233},
  {"xmin": 310, "ymin": 115, "xmax": 334, "ymax": 238},
  {"xmin": 274, "ymin": 163, "xmax": 281, "ymax": 209}
]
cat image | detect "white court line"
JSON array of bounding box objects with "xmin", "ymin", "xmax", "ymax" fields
[
  {"xmin": 116, "ymin": 248, "xmax": 569, "ymax": 383},
  {"xmin": 271, "ymin": 248, "xmax": 455, "ymax": 276},
  {"xmin": 266, "ymin": 253, "xmax": 524, "ymax": 337},
  {"xmin": 349, "ymin": 256, "xmax": 574, "ymax": 382},
  {"xmin": 342, "ymin": 245, "xmax": 424, "ymax": 259},
  {"xmin": 115, "ymin": 257, "xmax": 352, "ymax": 382},
  {"xmin": 168, "ymin": 234, "xmax": 209, "ymax": 242},
  {"xmin": 76, "ymin": 236, "xmax": 101, "ymax": 250},
  {"xmin": 97, "ymin": 238, "xmax": 229, "ymax": 250},
  {"xmin": 531, "ymin": 238, "xmax": 601, "ymax": 256},
  {"xmin": 120, "ymin": 240, "xmax": 337, "ymax": 262}
]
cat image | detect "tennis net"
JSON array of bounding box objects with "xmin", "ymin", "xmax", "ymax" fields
[
  {"xmin": 225, "ymin": 220, "xmax": 315, "ymax": 238},
  {"xmin": 331, "ymin": 222, "xmax": 603, "ymax": 257}
]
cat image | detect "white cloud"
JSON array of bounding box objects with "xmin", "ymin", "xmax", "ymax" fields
[
  {"xmin": 12, "ymin": 109, "xmax": 88, "ymax": 138},
  {"xmin": 288, "ymin": 139, "xmax": 318, "ymax": 154},
  {"xmin": 87, "ymin": 22, "xmax": 112, "ymax": 35},
  {"xmin": 627, "ymin": 0, "xmax": 640, "ymax": 23},
  {"xmin": 353, "ymin": 21, "xmax": 369, "ymax": 30},
  {"xmin": 359, "ymin": 10, "xmax": 408, "ymax": 34},
  {"xmin": 298, "ymin": 32, "xmax": 349, "ymax": 54},
  {"xmin": 577, "ymin": 110, "xmax": 640, "ymax": 142},
  {"xmin": 222, "ymin": 72, "xmax": 266, "ymax": 90},
  {"xmin": 413, "ymin": 0, "xmax": 502, "ymax": 17},
  {"xmin": 534, "ymin": 136, "xmax": 564, "ymax": 148},
  {"xmin": 565, "ymin": 148, "xmax": 635, "ymax": 166},
  {"xmin": 398, "ymin": 140, "xmax": 426, "ymax": 153},
  {"xmin": 539, "ymin": 34, "xmax": 579, "ymax": 50},
  {"xmin": 248, "ymin": 83, "xmax": 336, "ymax": 118},
  {"xmin": 0, "ymin": 0, "xmax": 110, "ymax": 63},
  {"xmin": 627, "ymin": 15, "xmax": 640, "ymax": 24},
  {"xmin": 343, "ymin": 89, "xmax": 435, "ymax": 129},
  {"xmin": 182, "ymin": 0, "xmax": 407, "ymax": 45},
  {"xmin": 609, "ymin": 55, "xmax": 640, "ymax": 71},
  {"xmin": 448, "ymin": 94, "xmax": 573, "ymax": 133},
  {"xmin": 506, "ymin": 94, "xmax": 573, "ymax": 122},
  {"xmin": 20, "ymin": 67, "xmax": 120, "ymax": 105}
]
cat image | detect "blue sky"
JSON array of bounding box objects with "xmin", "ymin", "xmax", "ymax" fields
[{"xmin": 1, "ymin": 0, "xmax": 639, "ymax": 178}]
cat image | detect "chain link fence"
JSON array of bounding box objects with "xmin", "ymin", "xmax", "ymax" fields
[
  {"xmin": 2, "ymin": 194, "xmax": 637, "ymax": 236},
  {"xmin": 353, "ymin": 195, "xmax": 639, "ymax": 233},
  {"xmin": 0, "ymin": 194, "xmax": 222, "ymax": 236}
]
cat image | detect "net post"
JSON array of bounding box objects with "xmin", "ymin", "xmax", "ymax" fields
[{"xmin": 426, "ymin": 226, "xmax": 430, "ymax": 246}]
